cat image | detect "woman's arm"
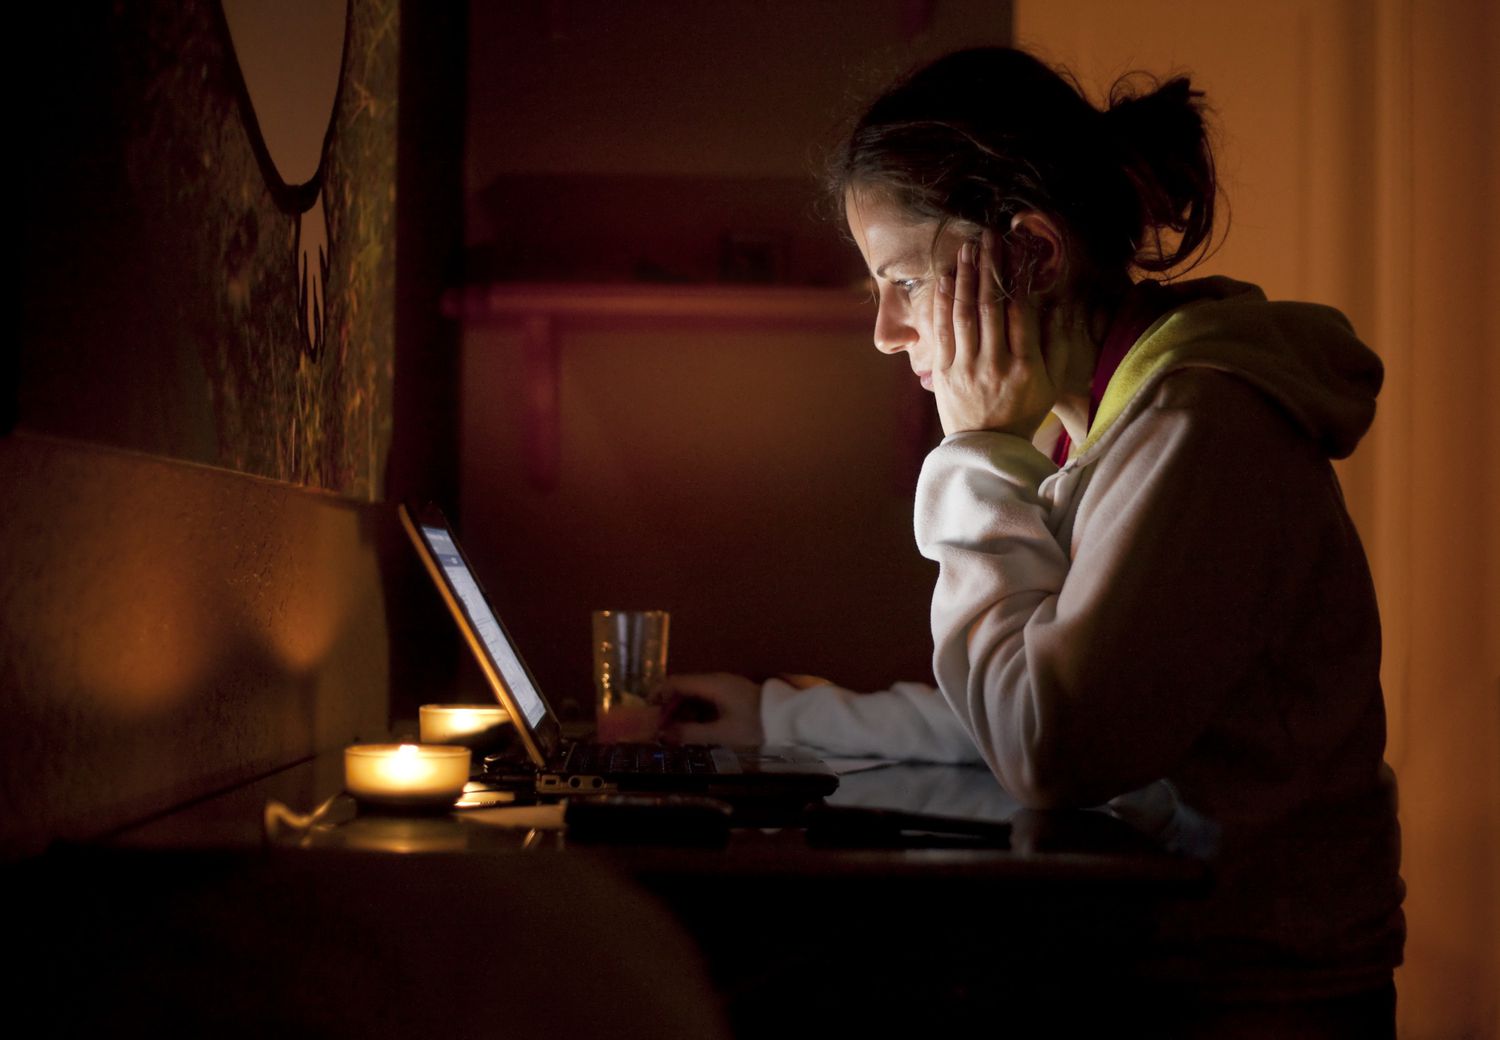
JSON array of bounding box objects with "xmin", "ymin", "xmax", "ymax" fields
[
  {"xmin": 918, "ymin": 370, "xmax": 1287, "ymax": 808},
  {"xmin": 657, "ymin": 672, "xmax": 982, "ymax": 763},
  {"xmin": 761, "ymin": 678, "xmax": 983, "ymax": 762}
]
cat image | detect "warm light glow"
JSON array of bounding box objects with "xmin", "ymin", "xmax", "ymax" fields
[
  {"xmin": 51, "ymin": 470, "xmax": 213, "ymax": 716},
  {"xmin": 419, "ymin": 704, "xmax": 511, "ymax": 748},
  {"xmin": 332, "ymin": 816, "xmax": 470, "ymax": 854},
  {"xmin": 253, "ymin": 508, "xmax": 364, "ymax": 676},
  {"xmin": 343, "ymin": 743, "xmax": 470, "ymax": 806}
]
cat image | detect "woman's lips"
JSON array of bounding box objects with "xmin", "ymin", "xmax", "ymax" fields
[{"xmin": 917, "ymin": 371, "xmax": 934, "ymax": 391}]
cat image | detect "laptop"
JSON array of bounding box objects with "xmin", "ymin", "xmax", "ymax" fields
[{"xmin": 399, "ymin": 503, "xmax": 839, "ymax": 801}]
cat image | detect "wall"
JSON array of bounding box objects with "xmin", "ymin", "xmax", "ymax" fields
[
  {"xmin": 1015, "ymin": 1, "xmax": 1500, "ymax": 1035},
  {"xmin": 2, "ymin": 1, "xmax": 467, "ymax": 855},
  {"xmin": 466, "ymin": 1, "xmax": 1014, "ymax": 186},
  {"xmin": 459, "ymin": 0, "xmax": 1013, "ymax": 709},
  {"xmin": 0, "ymin": 436, "xmax": 389, "ymax": 855},
  {"xmin": 18, "ymin": 0, "xmax": 395, "ymax": 498}
]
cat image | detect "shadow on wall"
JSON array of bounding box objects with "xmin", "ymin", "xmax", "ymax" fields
[{"xmin": 0, "ymin": 435, "xmax": 390, "ymax": 858}]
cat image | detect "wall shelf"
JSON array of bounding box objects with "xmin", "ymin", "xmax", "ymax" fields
[
  {"xmin": 443, "ymin": 281, "xmax": 873, "ymax": 330},
  {"xmin": 444, "ymin": 282, "xmax": 883, "ymax": 491}
]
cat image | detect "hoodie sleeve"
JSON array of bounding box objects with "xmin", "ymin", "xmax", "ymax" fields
[
  {"xmin": 759, "ymin": 677, "xmax": 983, "ymax": 763},
  {"xmin": 916, "ymin": 370, "xmax": 1286, "ymax": 808}
]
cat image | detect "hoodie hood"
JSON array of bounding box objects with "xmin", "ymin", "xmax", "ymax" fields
[{"xmin": 1080, "ymin": 277, "xmax": 1383, "ymax": 461}]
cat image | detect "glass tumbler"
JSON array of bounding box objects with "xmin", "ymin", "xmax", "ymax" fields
[{"xmin": 592, "ymin": 609, "xmax": 669, "ymax": 742}]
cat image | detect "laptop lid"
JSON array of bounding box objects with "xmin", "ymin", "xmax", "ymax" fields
[
  {"xmin": 400, "ymin": 503, "xmax": 840, "ymax": 801},
  {"xmin": 399, "ymin": 502, "xmax": 561, "ymax": 769}
]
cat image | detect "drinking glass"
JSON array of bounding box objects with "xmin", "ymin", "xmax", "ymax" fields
[{"xmin": 592, "ymin": 609, "xmax": 669, "ymax": 742}]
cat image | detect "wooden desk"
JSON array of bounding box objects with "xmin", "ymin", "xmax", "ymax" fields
[{"xmin": 69, "ymin": 752, "xmax": 1207, "ymax": 1036}]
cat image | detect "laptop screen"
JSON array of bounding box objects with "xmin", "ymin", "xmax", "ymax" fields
[{"xmin": 417, "ymin": 523, "xmax": 549, "ymax": 732}]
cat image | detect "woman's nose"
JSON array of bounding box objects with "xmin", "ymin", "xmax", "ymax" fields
[{"xmin": 873, "ymin": 297, "xmax": 917, "ymax": 355}]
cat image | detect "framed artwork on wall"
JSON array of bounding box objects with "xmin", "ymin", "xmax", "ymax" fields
[{"xmin": 18, "ymin": 0, "xmax": 397, "ymax": 500}]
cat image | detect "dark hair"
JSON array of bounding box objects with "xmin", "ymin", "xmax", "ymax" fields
[{"xmin": 830, "ymin": 47, "xmax": 1219, "ymax": 285}]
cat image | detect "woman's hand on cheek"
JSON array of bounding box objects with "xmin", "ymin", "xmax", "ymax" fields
[{"xmin": 931, "ymin": 229, "xmax": 1065, "ymax": 440}]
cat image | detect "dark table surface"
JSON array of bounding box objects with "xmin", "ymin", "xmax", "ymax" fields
[
  {"xmin": 32, "ymin": 746, "xmax": 1211, "ymax": 1037},
  {"xmin": 107, "ymin": 744, "xmax": 1204, "ymax": 883}
]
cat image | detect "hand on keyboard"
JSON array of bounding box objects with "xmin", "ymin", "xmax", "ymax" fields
[{"xmin": 656, "ymin": 673, "xmax": 764, "ymax": 747}]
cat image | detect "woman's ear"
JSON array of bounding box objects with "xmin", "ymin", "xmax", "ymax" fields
[{"xmin": 1007, "ymin": 211, "xmax": 1066, "ymax": 294}]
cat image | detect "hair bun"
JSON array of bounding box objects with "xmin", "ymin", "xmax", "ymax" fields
[
  {"xmin": 1106, "ymin": 76, "xmax": 1198, "ymax": 130},
  {"xmin": 1104, "ymin": 75, "xmax": 1216, "ymax": 272},
  {"xmin": 829, "ymin": 48, "xmax": 1221, "ymax": 281}
]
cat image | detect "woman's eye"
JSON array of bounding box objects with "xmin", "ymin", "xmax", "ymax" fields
[{"xmin": 896, "ymin": 278, "xmax": 921, "ymax": 295}]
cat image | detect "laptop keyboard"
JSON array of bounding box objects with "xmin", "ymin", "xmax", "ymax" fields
[{"xmin": 562, "ymin": 742, "xmax": 718, "ymax": 777}]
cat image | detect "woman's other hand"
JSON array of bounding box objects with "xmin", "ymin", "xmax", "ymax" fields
[
  {"xmin": 656, "ymin": 673, "xmax": 764, "ymax": 747},
  {"xmin": 932, "ymin": 228, "xmax": 1068, "ymax": 439}
]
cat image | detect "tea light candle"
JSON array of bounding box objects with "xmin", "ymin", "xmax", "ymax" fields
[
  {"xmin": 419, "ymin": 704, "xmax": 511, "ymax": 748},
  {"xmin": 344, "ymin": 743, "xmax": 471, "ymax": 807}
]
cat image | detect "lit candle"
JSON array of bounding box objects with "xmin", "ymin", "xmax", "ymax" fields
[
  {"xmin": 419, "ymin": 703, "xmax": 511, "ymax": 748},
  {"xmin": 344, "ymin": 743, "xmax": 471, "ymax": 807}
]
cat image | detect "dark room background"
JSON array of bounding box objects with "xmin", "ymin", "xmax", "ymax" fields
[
  {"xmin": 455, "ymin": 0, "xmax": 1014, "ymax": 718},
  {"xmin": 4, "ymin": 3, "xmax": 1494, "ymax": 1034}
]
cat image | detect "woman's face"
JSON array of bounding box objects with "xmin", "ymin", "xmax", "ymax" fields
[{"xmin": 845, "ymin": 189, "xmax": 971, "ymax": 392}]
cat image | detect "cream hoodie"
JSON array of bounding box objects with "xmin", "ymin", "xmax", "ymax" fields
[{"xmin": 764, "ymin": 277, "xmax": 1404, "ymax": 995}]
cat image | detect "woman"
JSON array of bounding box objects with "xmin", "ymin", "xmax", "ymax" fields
[{"xmin": 660, "ymin": 47, "xmax": 1403, "ymax": 1028}]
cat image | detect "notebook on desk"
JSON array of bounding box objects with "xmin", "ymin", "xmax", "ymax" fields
[{"xmin": 399, "ymin": 503, "xmax": 839, "ymax": 801}]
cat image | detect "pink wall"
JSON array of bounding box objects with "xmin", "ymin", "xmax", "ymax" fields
[
  {"xmin": 460, "ymin": 317, "xmax": 940, "ymax": 714},
  {"xmin": 458, "ymin": 3, "xmax": 1014, "ymax": 708}
]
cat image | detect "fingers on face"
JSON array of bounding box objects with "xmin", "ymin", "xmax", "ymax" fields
[
  {"xmin": 952, "ymin": 239, "xmax": 978, "ymax": 343},
  {"xmin": 977, "ymin": 230, "xmax": 1005, "ymax": 361},
  {"xmin": 936, "ymin": 238, "xmax": 984, "ymax": 372},
  {"xmin": 936, "ymin": 233, "xmax": 1015, "ymax": 371},
  {"xmin": 933, "ymin": 266, "xmax": 956, "ymax": 370}
]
